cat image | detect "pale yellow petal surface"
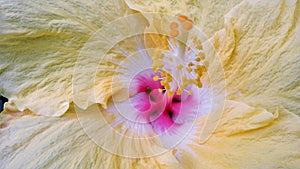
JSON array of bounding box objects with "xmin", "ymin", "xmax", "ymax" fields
[
  {"xmin": 0, "ymin": 109, "xmax": 181, "ymax": 169},
  {"xmin": 171, "ymin": 0, "xmax": 300, "ymax": 168},
  {"xmin": 73, "ymin": 14, "xmax": 149, "ymax": 110},
  {"xmin": 124, "ymin": 0, "xmax": 243, "ymax": 38},
  {"xmin": 0, "ymin": 0, "xmax": 299, "ymax": 168},
  {"xmin": 205, "ymin": 0, "xmax": 300, "ymax": 115},
  {"xmin": 0, "ymin": 0, "xmax": 136, "ymax": 116},
  {"xmin": 178, "ymin": 101, "xmax": 300, "ymax": 168}
]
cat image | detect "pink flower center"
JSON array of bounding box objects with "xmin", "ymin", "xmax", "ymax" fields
[{"xmin": 129, "ymin": 69, "xmax": 199, "ymax": 134}]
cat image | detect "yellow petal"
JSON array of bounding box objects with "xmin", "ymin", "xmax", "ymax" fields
[
  {"xmin": 0, "ymin": 0, "xmax": 137, "ymax": 116},
  {"xmin": 178, "ymin": 101, "xmax": 300, "ymax": 168},
  {"xmin": 0, "ymin": 108, "xmax": 181, "ymax": 168},
  {"xmin": 124, "ymin": 0, "xmax": 243, "ymax": 37},
  {"xmin": 73, "ymin": 13, "xmax": 149, "ymax": 110},
  {"xmin": 213, "ymin": 100, "xmax": 278, "ymax": 136},
  {"xmin": 203, "ymin": 0, "xmax": 300, "ymax": 115}
]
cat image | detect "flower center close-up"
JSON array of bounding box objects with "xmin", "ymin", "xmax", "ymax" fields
[
  {"xmin": 106, "ymin": 15, "xmax": 211, "ymax": 138},
  {"xmin": 128, "ymin": 68, "xmax": 195, "ymax": 134}
]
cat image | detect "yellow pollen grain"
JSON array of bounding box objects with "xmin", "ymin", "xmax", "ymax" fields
[
  {"xmin": 188, "ymin": 62, "xmax": 194, "ymax": 67},
  {"xmin": 176, "ymin": 89, "xmax": 183, "ymax": 95},
  {"xmin": 168, "ymin": 91, "xmax": 174, "ymax": 97},
  {"xmin": 196, "ymin": 81, "xmax": 202, "ymax": 88},
  {"xmin": 195, "ymin": 57, "xmax": 201, "ymax": 62},
  {"xmin": 166, "ymin": 75, "xmax": 172, "ymax": 81},
  {"xmin": 196, "ymin": 65, "xmax": 205, "ymax": 72},
  {"xmin": 165, "ymin": 85, "xmax": 171, "ymax": 90},
  {"xmin": 158, "ymin": 88, "xmax": 163, "ymax": 93},
  {"xmin": 168, "ymin": 57, "xmax": 173, "ymax": 62},
  {"xmin": 154, "ymin": 67, "xmax": 159, "ymax": 72},
  {"xmin": 153, "ymin": 76, "xmax": 159, "ymax": 81},
  {"xmin": 160, "ymin": 80, "xmax": 165, "ymax": 86},
  {"xmin": 198, "ymin": 72, "xmax": 203, "ymax": 77}
]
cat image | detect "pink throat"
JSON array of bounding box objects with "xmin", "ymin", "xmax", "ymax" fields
[{"xmin": 129, "ymin": 69, "xmax": 198, "ymax": 134}]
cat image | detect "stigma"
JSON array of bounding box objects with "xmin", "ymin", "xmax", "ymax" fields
[{"xmin": 151, "ymin": 15, "xmax": 206, "ymax": 97}]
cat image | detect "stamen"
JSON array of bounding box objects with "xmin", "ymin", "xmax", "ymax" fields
[
  {"xmin": 167, "ymin": 91, "xmax": 174, "ymax": 97},
  {"xmin": 176, "ymin": 88, "xmax": 183, "ymax": 95},
  {"xmin": 182, "ymin": 19, "xmax": 193, "ymax": 31},
  {"xmin": 170, "ymin": 29, "xmax": 179, "ymax": 38},
  {"xmin": 170, "ymin": 22, "xmax": 179, "ymax": 29},
  {"xmin": 154, "ymin": 68, "xmax": 159, "ymax": 72},
  {"xmin": 152, "ymin": 76, "xmax": 160, "ymax": 81},
  {"xmin": 178, "ymin": 15, "xmax": 188, "ymax": 22},
  {"xmin": 188, "ymin": 62, "xmax": 194, "ymax": 67},
  {"xmin": 195, "ymin": 57, "xmax": 201, "ymax": 62},
  {"xmin": 150, "ymin": 15, "xmax": 206, "ymax": 97}
]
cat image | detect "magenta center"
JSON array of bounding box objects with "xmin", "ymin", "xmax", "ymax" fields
[{"xmin": 129, "ymin": 69, "xmax": 198, "ymax": 134}]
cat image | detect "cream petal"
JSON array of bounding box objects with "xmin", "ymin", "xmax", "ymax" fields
[
  {"xmin": 176, "ymin": 100, "xmax": 300, "ymax": 168},
  {"xmin": 0, "ymin": 109, "xmax": 181, "ymax": 169},
  {"xmin": 203, "ymin": 0, "xmax": 300, "ymax": 115},
  {"xmin": 213, "ymin": 100, "xmax": 279, "ymax": 136},
  {"xmin": 124, "ymin": 0, "xmax": 243, "ymax": 38},
  {"xmin": 73, "ymin": 17, "xmax": 150, "ymax": 110},
  {"xmin": 0, "ymin": 0, "xmax": 136, "ymax": 116},
  {"xmin": 1, "ymin": 0, "xmax": 299, "ymax": 168}
]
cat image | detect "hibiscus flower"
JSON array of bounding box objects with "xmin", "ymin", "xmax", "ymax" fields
[{"xmin": 1, "ymin": 0, "xmax": 300, "ymax": 168}]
